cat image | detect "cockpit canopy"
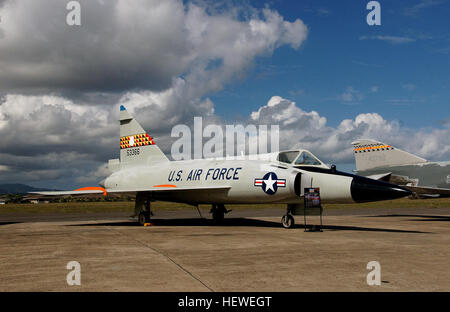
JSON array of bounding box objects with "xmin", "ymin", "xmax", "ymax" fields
[{"xmin": 277, "ymin": 150, "xmax": 325, "ymax": 167}]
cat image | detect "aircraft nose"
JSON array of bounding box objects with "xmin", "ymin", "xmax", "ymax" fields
[
  {"xmin": 351, "ymin": 176, "xmax": 412, "ymax": 203},
  {"xmin": 98, "ymin": 179, "xmax": 106, "ymax": 187}
]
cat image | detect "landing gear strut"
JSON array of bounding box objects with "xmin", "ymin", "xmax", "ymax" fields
[{"xmin": 210, "ymin": 204, "xmax": 230, "ymax": 224}]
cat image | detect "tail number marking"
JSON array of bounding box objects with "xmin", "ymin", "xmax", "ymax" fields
[{"xmin": 126, "ymin": 148, "xmax": 140, "ymax": 156}]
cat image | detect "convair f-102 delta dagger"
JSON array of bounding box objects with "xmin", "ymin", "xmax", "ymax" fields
[{"xmin": 33, "ymin": 106, "xmax": 412, "ymax": 228}]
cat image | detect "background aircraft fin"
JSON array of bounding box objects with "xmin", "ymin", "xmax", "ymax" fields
[{"xmin": 352, "ymin": 139, "xmax": 426, "ymax": 171}]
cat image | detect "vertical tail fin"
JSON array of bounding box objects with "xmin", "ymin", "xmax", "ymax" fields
[
  {"xmin": 119, "ymin": 105, "xmax": 169, "ymax": 165},
  {"xmin": 352, "ymin": 139, "xmax": 426, "ymax": 171}
]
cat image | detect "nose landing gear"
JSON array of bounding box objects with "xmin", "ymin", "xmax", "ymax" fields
[{"xmin": 281, "ymin": 213, "xmax": 295, "ymax": 229}]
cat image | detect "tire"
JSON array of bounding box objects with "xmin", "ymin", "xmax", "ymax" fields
[
  {"xmin": 281, "ymin": 214, "xmax": 294, "ymax": 229},
  {"xmin": 138, "ymin": 212, "xmax": 150, "ymax": 226}
]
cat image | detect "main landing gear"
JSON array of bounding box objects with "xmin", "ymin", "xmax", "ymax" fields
[
  {"xmin": 138, "ymin": 210, "xmax": 151, "ymax": 226},
  {"xmin": 210, "ymin": 204, "xmax": 230, "ymax": 224},
  {"xmin": 135, "ymin": 193, "xmax": 153, "ymax": 226}
]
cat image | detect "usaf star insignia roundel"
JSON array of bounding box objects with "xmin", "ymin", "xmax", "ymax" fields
[{"xmin": 254, "ymin": 172, "xmax": 286, "ymax": 195}]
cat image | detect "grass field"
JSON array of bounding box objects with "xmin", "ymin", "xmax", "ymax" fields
[{"xmin": 0, "ymin": 197, "xmax": 449, "ymax": 214}]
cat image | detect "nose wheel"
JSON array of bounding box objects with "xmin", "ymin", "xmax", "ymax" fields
[{"xmin": 281, "ymin": 214, "xmax": 295, "ymax": 229}]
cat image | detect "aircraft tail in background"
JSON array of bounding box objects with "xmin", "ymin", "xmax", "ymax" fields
[{"xmin": 352, "ymin": 139, "xmax": 426, "ymax": 171}]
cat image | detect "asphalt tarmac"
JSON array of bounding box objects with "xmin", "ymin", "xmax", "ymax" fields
[{"xmin": 0, "ymin": 206, "xmax": 449, "ymax": 291}]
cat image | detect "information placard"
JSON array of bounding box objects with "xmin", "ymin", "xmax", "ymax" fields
[{"xmin": 303, "ymin": 187, "xmax": 323, "ymax": 231}]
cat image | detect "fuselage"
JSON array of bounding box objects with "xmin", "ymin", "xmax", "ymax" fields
[{"xmin": 104, "ymin": 158, "xmax": 410, "ymax": 205}]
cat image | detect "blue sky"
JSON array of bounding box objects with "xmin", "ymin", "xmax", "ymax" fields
[{"xmin": 211, "ymin": 0, "xmax": 450, "ymax": 128}]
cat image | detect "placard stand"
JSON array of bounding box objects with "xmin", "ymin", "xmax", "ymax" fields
[{"xmin": 303, "ymin": 187, "xmax": 323, "ymax": 232}]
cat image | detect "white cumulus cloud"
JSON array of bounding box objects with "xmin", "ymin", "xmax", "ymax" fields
[
  {"xmin": 0, "ymin": 0, "xmax": 309, "ymax": 188},
  {"xmin": 250, "ymin": 96, "xmax": 450, "ymax": 164}
]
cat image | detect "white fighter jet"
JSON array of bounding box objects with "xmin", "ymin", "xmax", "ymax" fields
[{"xmin": 33, "ymin": 106, "xmax": 412, "ymax": 228}]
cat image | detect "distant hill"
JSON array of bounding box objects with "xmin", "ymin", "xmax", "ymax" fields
[{"xmin": 0, "ymin": 184, "xmax": 55, "ymax": 195}]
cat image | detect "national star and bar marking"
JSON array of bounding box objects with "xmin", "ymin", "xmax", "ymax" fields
[{"xmin": 254, "ymin": 172, "xmax": 286, "ymax": 195}]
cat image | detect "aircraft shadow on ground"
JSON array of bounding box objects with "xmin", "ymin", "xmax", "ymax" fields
[
  {"xmin": 68, "ymin": 217, "xmax": 429, "ymax": 234},
  {"xmin": 369, "ymin": 214, "xmax": 450, "ymax": 222},
  {"xmin": 0, "ymin": 222, "xmax": 22, "ymax": 226}
]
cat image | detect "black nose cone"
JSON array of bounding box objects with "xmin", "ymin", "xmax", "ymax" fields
[{"xmin": 351, "ymin": 176, "xmax": 412, "ymax": 203}]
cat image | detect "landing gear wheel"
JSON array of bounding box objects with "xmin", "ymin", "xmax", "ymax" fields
[
  {"xmin": 138, "ymin": 212, "xmax": 150, "ymax": 226},
  {"xmin": 281, "ymin": 214, "xmax": 294, "ymax": 229}
]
